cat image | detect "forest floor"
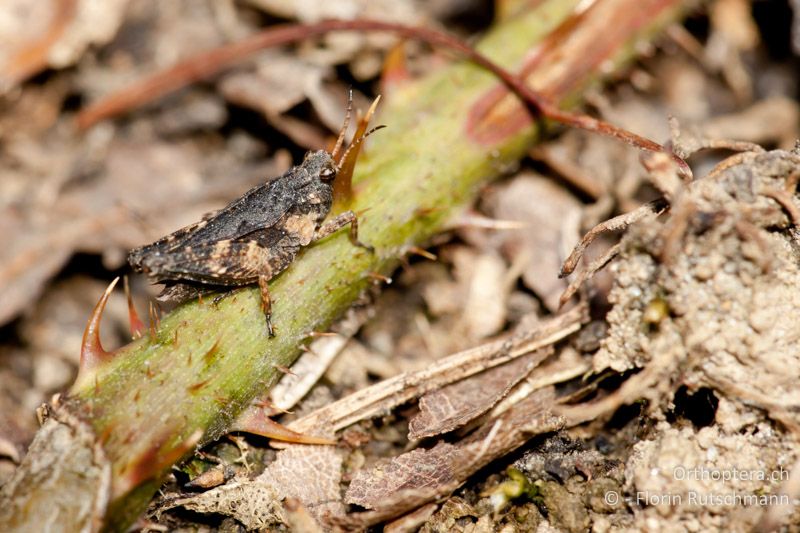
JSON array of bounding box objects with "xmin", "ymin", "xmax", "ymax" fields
[{"xmin": 1, "ymin": 0, "xmax": 799, "ymax": 531}]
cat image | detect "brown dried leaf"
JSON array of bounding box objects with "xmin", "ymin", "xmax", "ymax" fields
[
  {"xmin": 0, "ymin": 0, "xmax": 128, "ymax": 92},
  {"xmin": 346, "ymin": 443, "xmax": 459, "ymax": 510},
  {"xmin": 487, "ymin": 173, "xmax": 581, "ymax": 311},
  {"xmin": 343, "ymin": 388, "xmax": 563, "ymax": 523},
  {"xmin": 408, "ymin": 349, "xmax": 550, "ymax": 440},
  {"xmin": 288, "ymin": 306, "xmax": 583, "ymax": 435},
  {"xmin": 169, "ymin": 444, "xmax": 342, "ymax": 530}
]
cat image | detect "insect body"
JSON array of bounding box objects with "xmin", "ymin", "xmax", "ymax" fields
[{"xmin": 129, "ymin": 98, "xmax": 378, "ymax": 336}]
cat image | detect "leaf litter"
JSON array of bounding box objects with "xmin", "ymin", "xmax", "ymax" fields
[{"xmin": 1, "ymin": 0, "xmax": 800, "ymax": 531}]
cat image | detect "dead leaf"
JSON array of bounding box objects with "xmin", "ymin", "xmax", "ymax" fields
[
  {"xmin": 342, "ymin": 388, "xmax": 563, "ymax": 525},
  {"xmin": 0, "ymin": 0, "xmax": 129, "ymax": 92},
  {"xmin": 169, "ymin": 444, "xmax": 342, "ymax": 529},
  {"xmin": 408, "ymin": 349, "xmax": 550, "ymax": 440},
  {"xmin": 288, "ymin": 306, "xmax": 583, "ymax": 435}
]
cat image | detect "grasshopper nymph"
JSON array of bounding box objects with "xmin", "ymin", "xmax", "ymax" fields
[{"xmin": 129, "ymin": 94, "xmax": 380, "ymax": 336}]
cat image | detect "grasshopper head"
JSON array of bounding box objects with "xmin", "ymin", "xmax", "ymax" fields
[{"xmin": 302, "ymin": 150, "xmax": 338, "ymax": 182}]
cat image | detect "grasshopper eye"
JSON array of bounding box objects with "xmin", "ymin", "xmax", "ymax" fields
[{"xmin": 319, "ymin": 167, "xmax": 336, "ymax": 180}]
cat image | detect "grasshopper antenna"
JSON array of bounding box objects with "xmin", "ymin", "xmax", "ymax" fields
[
  {"xmin": 330, "ymin": 88, "xmax": 353, "ymax": 161},
  {"xmin": 336, "ymin": 95, "xmax": 384, "ymax": 169},
  {"xmin": 336, "ymin": 125, "xmax": 386, "ymax": 170}
]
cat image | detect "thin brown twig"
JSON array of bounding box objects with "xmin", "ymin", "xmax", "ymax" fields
[
  {"xmin": 75, "ymin": 19, "xmax": 688, "ymax": 171},
  {"xmin": 560, "ymin": 198, "xmax": 668, "ymax": 277}
]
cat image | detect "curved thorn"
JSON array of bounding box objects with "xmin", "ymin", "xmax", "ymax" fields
[
  {"xmin": 336, "ymin": 123, "xmax": 386, "ymax": 170},
  {"xmin": 79, "ymin": 277, "xmax": 120, "ymax": 375},
  {"xmin": 332, "ymin": 96, "xmax": 384, "ymax": 207},
  {"xmin": 272, "ymin": 364, "xmax": 296, "ymax": 377},
  {"xmin": 367, "ymin": 272, "xmax": 392, "ymax": 284},
  {"xmin": 124, "ymin": 276, "xmax": 145, "ymax": 339},
  {"xmin": 231, "ymin": 405, "xmax": 334, "ymax": 445},
  {"xmin": 148, "ymin": 301, "xmax": 160, "ymax": 339},
  {"xmin": 408, "ymin": 246, "xmax": 437, "ymax": 261},
  {"xmin": 307, "ymin": 330, "xmax": 339, "ymax": 338}
]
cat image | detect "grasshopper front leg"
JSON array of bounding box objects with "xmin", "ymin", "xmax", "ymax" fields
[{"xmin": 314, "ymin": 210, "xmax": 373, "ymax": 252}]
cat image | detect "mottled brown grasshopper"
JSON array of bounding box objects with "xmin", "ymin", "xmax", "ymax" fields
[{"xmin": 129, "ymin": 95, "xmax": 381, "ymax": 336}]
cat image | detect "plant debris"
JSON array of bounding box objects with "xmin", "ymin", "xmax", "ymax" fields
[{"xmin": 2, "ymin": 0, "xmax": 800, "ymax": 531}]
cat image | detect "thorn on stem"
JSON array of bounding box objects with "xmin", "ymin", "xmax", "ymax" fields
[
  {"xmin": 408, "ymin": 246, "xmax": 437, "ymax": 261},
  {"xmin": 230, "ymin": 406, "xmax": 334, "ymax": 445},
  {"xmin": 367, "ymin": 271, "xmax": 392, "ymax": 284},
  {"xmin": 307, "ymin": 330, "xmax": 338, "ymax": 338},
  {"xmin": 148, "ymin": 301, "xmax": 161, "ymax": 339},
  {"xmin": 273, "ymin": 364, "xmax": 296, "ymax": 377},
  {"xmin": 253, "ymin": 397, "xmax": 293, "ymax": 415},
  {"xmin": 79, "ymin": 277, "xmax": 119, "ymax": 377},
  {"xmin": 124, "ymin": 276, "xmax": 145, "ymax": 339}
]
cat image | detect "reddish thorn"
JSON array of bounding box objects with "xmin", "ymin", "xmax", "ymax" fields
[
  {"xmin": 124, "ymin": 276, "xmax": 145, "ymax": 339},
  {"xmin": 298, "ymin": 344, "xmax": 319, "ymax": 355},
  {"xmin": 187, "ymin": 378, "xmax": 212, "ymax": 393},
  {"xmin": 415, "ymin": 206, "xmax": 445, "ymax": 217},
  {"xmin": 273, "ymin": 364, "xmax": 296, "ymax": 377},
  {"xmin": 213, "ymin": 393, "xmax": 229, "ymax": 407},
  {"xmin": 203, "ymin": 339, "xmax": 221, "ymax": 364},
  {"xmin": 333, "ymin": 96, "xmax": 382, "ymax": 207},
  {"xmin": 308, "ymin": 330, "xmax": 338, "ymax": 338},
  {"xmin": 408, "ymin": 246, "xmax": 437, "ymax": 261},
  {"xmin": 148, "ymin": 301, "xmax": 160, "ymax": 339},
  {"xmin": 230, "ymin": 406, "xmax": 334, "ymax": 445},
  {"xmin": 253, "ymin": 397, "xmax": 293, "ymax": 415},
  {"xmin": 367, "ymin": 271, "xmax": 392, "ymax": 284},
  {"xmin": 79, "ymin": 277, "xmax": 119, "ymax": 375}
]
